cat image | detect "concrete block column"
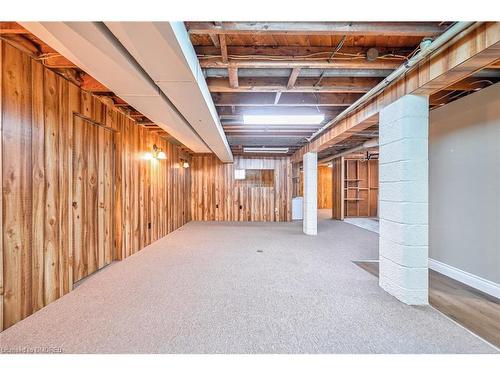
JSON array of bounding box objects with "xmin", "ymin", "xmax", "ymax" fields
[
  {"xmin": 379, "ymin": 94, "xmax": 429, "ymax": 305},
  {"xmin": 303, "ymin": 152, "xmax": 318, "ymax": 235}
]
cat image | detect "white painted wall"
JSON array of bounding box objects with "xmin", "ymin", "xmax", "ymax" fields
[{"xmin": 429, "ymin": 82, "xmax": 500, "ymax": 286}]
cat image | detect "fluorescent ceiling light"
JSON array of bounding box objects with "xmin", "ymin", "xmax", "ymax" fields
[
  {"xmin": 243, "ymin": 147, "xmax": 289, "ymax": 154},
  {"xmin": 243, "ymin": 114, "xmax": 324, "ymax": 125}
]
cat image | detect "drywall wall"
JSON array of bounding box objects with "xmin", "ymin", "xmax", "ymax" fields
[{"xmin": 429, "ymin": 82, "xmax": 500, "ymax": 285}]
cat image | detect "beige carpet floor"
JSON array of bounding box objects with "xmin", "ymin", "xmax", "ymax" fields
[{"xmin": 0, "ymin": 211, "xmax": 497, "ymax": 353}]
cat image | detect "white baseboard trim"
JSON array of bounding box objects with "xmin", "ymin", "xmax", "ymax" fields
[{"xmin": 429, "ymin": 258, "xmax": 500, "ymax": 299}]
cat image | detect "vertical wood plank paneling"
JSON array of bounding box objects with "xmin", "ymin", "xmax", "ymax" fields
[
  {"xmin": 43, "ymin": 69, "xmax": 60, "ymax": 304},
  {"xmin": 2, "ymin": 43, "xmax": 33, "ymax": 327},
  {"xmin": 72, "ymin": 117, "xmax": 85, "ymax": 282},
  {"xmin": 67, "ymin": 83, "xmax": 80, "ymax": 290},
  {"xmin": 191, "ymin": 155, "xmax": 292, "ymax": 222},
  {"xmin": 31, "ymin": 59, "xmax": 45, "ymax": 312},
  {"xmin": 87, "ymin": 116, "xmax": 98, "ymax": 274},
  {"xmin": 97, "ymin": 126, "xmax": 106, "ymax": 269},
  {"xmin": 318, "ymin": 166, "xmax": 333, "ymax": 209},
  {"xmin": 0, "ymin": 39, "xmax": 3, "ymax": 331},
  {"xmin": 332, "ymin": 157, "xmax": 345, "ymax": 220},
  {"xmin": 1, "ymin": 43, "xmax": 192, "ymax": 331},
  {"xmin": 57, "ymin": 78, "xmax": 70, "ymax": 296},
  {"xmin": 112, "ymin": 111, "xmax": 123, "ymax": 261}
]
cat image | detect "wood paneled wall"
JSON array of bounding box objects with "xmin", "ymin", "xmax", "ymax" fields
[
  {"xmin": 0, "ymin": 42, "xmax": 190, "ymax": 331},
  {"xmin": 331, "ymin": 157, "xmax": 345, "ymax": 220},
  {"xmin": 191, "ymin": 154, "xmax": 292, "ymax": 222},
  {"xmin": 291, "ymin": 165, "xmax": 333, "ymax": 210},
  {"xmin": 317, "ymin": 166, "xmax": 332, "ymax": 209}
]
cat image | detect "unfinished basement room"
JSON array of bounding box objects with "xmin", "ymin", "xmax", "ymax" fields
[{"xmin": 1, "ymin": 2, "xmax": 500, "ymax": 372}]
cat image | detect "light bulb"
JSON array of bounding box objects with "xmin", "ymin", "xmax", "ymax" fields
[{"xmin": 144, "ymin": 152, "xmax": 153, "ymax": 160}]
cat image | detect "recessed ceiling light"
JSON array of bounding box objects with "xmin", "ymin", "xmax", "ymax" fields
[
  {"xmin": 243, "ymin": 147, "xmax": 289, "ymax": 154},
  {"xmin": 243, "ymin": 114, "xmax": 325, "ymax": 125}
]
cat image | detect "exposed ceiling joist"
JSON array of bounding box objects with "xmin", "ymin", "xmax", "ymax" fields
[
  {"xmin": 204, "ymin": 68, "xmax": 395, "ymax": 78},
  {"xmin": 42, "ymin": 54, "xmax": 78, "ymax": 68},
  {"xmin": 198, "ymin": 58, "xmax": 402, "ymax": 70},
  {"xmin": 186, "ymin": 22, "xmax": 449, "ymax": 36},
  {"xmin": 0, "ymin": 22, "xmax": 29, "ymax": 34},
  {"xmin": 208, "ymin": 33, "xmax": 220, "ymax": 48},
  {"xmin": 212, "ymin": 92, "xmax": 363, "ymax": 106},
  {"xmin": 1, "ymin": 34, "xmax": 39, "ymax": 56},
  {"xmin": 292, "ymin": 22, "xmax": 500, "ymax": 161},
  {"xmin": 80, "ymin": 73, "xmax": 110, "ymax": 92},
  {"xmin": 216, "ymin": 105, "xmax": 343, "ymax": 117},
  {"xmin": 287, "ymin": 67, "xmax": 301, "ymax": 89},
  {"xmin": 194, "ymin": 45, "xmax": 414, "ymax": 58},
  {"xmin": 219, "ymin": 34, "xmax": 228, "ymax": 63},
  {"xmin": 228, "ymin": 65, "xmax": 238, "ymax": 88},
  {"xmin": 206, "ymin": 76, "xmax": 382, "ymax": 93}
]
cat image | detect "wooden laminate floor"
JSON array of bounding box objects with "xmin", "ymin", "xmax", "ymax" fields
[{"xmin": 353, "ymin": 261, "xmax": 500, "ymax": 349}]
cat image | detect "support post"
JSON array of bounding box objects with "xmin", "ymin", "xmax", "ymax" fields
[
  {"xmin": 378, "ymin": 94, "xmax": 429, "ymax": 305},
  {"xmin": 303, "ymin": 152, "xmax": 318, "ymax": 235}
]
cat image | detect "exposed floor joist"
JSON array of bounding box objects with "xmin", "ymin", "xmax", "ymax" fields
[
  {"xmin": 207, "ymin": 76, "xmax": 383, "ymax": 93},
  {"xmin": 212, "ymin": 92, "xmax": 363, "ymax": 106},
  {"xmin": 186, "ymin": 22, "xmax": 450, "ymax": 36},
  {"xmin": 292, "ymin": 22, "xmax": 500, "ymax": 162},
  {"xmin": 186, "ymin": 21, "xmax": 500, "ymax": 157}
]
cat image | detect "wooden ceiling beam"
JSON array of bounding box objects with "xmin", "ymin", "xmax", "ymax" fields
[
  {"xmin": 219, "ymin": 34, "xmax": 228, "ymax": 63},
  {"xmin": 186, "ymin": 22, "xmax": 449, "ymax": 36},
  {"xmin": 287, "ymin": 68, "xmax": 301, "ymax": 89},
  {"xmin": 228, "ymin": 65, "xmax": 239, "ymax": 88},
  {"xmin": 80, "ymin": 73, "xmax": 110, "ymax": 93},
  {"xmin": 199, "ymin": 58, "xmax": 401, "ymax": 70},
  {"xmin": 216, "ymin": 106, "xmax": 343, "ymax": 117},
  {"xmin": 0, "ymin": 22, "xmax": 29, "ymax": 34},
  {"xmin": 208, "ymin": 33, "xmax": 220, "ymax": 48},
  {"xmin": 292, "ymin": 22, "xmax": 500, "ymax": 162},
  {"xmin": 1, "ymin": 34, "xmax": 39, "ymax": 56},
  {"xmin": 212, "ymin": 92, "xmax": 363, "ymax": 106},
  {"xmin": 207, "ymin": 76, "xmax": 382, "ymax": 93},
  {"xmin": 42, "ymin": 54, "xmax": 78, "ymax": 69}
]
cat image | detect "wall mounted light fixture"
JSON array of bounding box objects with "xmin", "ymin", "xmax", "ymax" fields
[
  {"xmin": 179, "ymin": 158, "xmax": 190, "ymax": 168},
  {"xmin": 144, "ymin": 144, "xmax": 167, "ymax": 160}
]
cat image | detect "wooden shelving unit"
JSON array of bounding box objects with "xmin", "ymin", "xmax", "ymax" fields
[{"xmin": 343, "ymin": 158, "xmax": 379, "ymax": 217}]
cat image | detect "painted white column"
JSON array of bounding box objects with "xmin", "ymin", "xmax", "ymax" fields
[
  {"xmin": 303, "ymin": 152, "xmax": 318, "ymax": 235},
  {"xmin": 379, "ymin": 94, "xmax": 429, "ymax": 305}
]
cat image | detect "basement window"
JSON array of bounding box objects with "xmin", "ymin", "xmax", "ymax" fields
[
  {"xmin": 236, "ymin": 169, "xmax": 275, "ymax": 188},
  {"xmin": 235, "ymin": 169, "xmax": 246, "ymax": 180}
]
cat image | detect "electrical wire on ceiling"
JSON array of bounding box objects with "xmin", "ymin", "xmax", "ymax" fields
[
  {"xmin": 315, "ymin": 35, "xmax": 347, "ymax": 87},
  {"xmin": 432, "ymin": 79, "xmax": 494, "ymax": 103},
  {"xmin": 197, "ymin": 53, "xmax": 407, "ymax": 61}
]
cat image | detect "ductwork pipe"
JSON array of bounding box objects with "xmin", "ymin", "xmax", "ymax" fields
[
  {"xmin": 318, "ymin": 138, "xmax": 379, "ymax": 165},
  {"xmin": 308, "ymin": 22, "xmax": 477, "ymax": 142}
]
